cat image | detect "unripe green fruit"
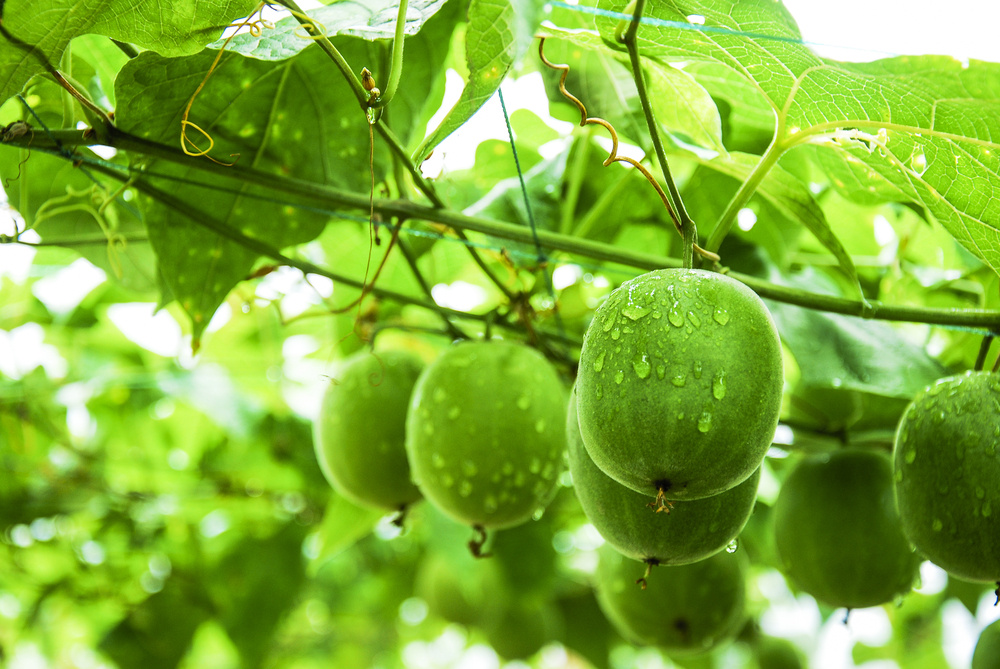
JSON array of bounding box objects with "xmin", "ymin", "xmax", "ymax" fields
[
  {"xmin": 594, "ymin": 545, "xmax": 747, "ymax": 655},
  {"xmin": 484, "ymin": 601, "xmax": 561, "ymax": 660},
  {"xmin": 313, "ymin": 350, "xmax": 423, "ymax": 511},
  {"xmin": 972, "ymin": 618, "xmax": 1000, "ymax": 669},
  {"xmin": 406, "ymin": 341, "xmax": 567, "ymax": 530},
  {"xmin": 414, "ymin": 550, "xmax": 505, "ymax": 627},
  {"xmin": 567, "ymin": 389, "xmax": 759, "ymax": 565},
  {"xmin": 893, "ymin": 371, "xmax": 1000, "ymax": 583},
  {"xmin": 774, "ymin": 448, "xmax": 920, "ymax": 609},
  {"xmin": 576, "ymin": 268, "xmax": 782, "ymax": 500}
]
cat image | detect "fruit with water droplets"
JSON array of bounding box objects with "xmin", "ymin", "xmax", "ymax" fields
[
  {"xmin": 313, "ymin": 350, "xmax": 423, "ymax": 511},
  {"xmin": 594, "ymin": 544, "xmax": 747, "ymax": 655},
  {"xmin": 774, "ymin": 448, "xmax": 920, "ymax": 608},
  {"xmin": 567, "ymin": 388, "xmax": 759, "ymax": 565},
  {"xmin": 576, "ymin": 268, "xmax": 782, "ymax": 500},
  {"xmin": 406, "ymin": 341, "xmax": 567, "ymax": 530},
  {"xmin": 893, "ymin": 371, "xmax": 1000, "ymax": 583},
  {"xmin": 972, "ymin": 618, "xmax": 1000, "ymax": 669}
]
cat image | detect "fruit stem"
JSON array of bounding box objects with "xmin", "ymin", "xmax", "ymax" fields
[
  {"xmin": 635, "ymin": 562, "xmax": 654, "ymax": 590},
  {"xmin": 646, "ymin": 486, "xmax": 675, "ymax": 514},
  {"xmin": 994, "ymin": 581, "xmax": 999, "ymax": 606},
  {"xmin": 468, "ymin": 525, "xmax": 492, "ymax": 559},
  {"xmin": 390, "ymin": 504, "xmax": 409, "ymax": 529}
]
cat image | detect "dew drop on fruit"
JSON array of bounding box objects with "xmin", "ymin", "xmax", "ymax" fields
[
  {"xmin": 517, "ymin": 395, "xmax": 531, "ymax": 410},
  {"xmin": 693, "ymin": 361, "xmax": 703, "ymax": 379},
  {"xmin": 712, "ymin": 370, "xmax": 727, "ymax": 400},
  {"xmin": 502, "ymin": 461, "xmax": 514, "ymax": 475},
  {"xmin": 535, "ymin": 418, "xmax": 547, "ymax": 433},
  {"xmin": 698, "ymin": 410, "xmax": 713, "ymax": 433},
  {"xmin": 462, "ymin": 460, "xmax": 478, "ymax": 477},
  {"xmin": 459, "ymin": 481, "xmax": 473, "ymax": 497},
  {"xmin": 484, "ymin": 495, "xmax": 498, "ymax": 513},
  {"xmin": 423, "ymin": 422, "xmax": 435, "ymax": 436},
  {"xmin": 596, "ymin": 383, "xmax": 603, "ymax": 399},
  {"xmin": 672, "ymin": 374, "xmax": 686, "ymax": 387},
  {"xmin": 622, "ymin": 304, "xmax": 651, "ymax": 320},
  {"xmin": 932, "ymin": 518, "xmax": 943, "ymax": 532},
  {"xmin": 652, "ymin": 311, "xmax": 661, "ymax": 319},
  {"xmin": 432, "ymin": 453, "xmax": 446, "ymax": 469},
  {"xmin": 448, "ymin": 406, "xmax": 461, "ymax": 420},
  {"xmin": 530, "ymin": 457, "xmax": 542, "ymax": 474},
  {"xmin": 668, "ymin": 305, "xmax": 684, "ymax": 327},
  {"xmin": 983, "ymin": 501, "xmax": 993, "ymax": 517},
  {"xmin": 615, "ymin": 370, "xmax": 625, "ymax": 385},
  {"xmin": 441, "ymin": 473, "xmax": 455, "ymax": 488},
  {"xmin": 677, "ymin": 412, "xmax": 685, "ymax": 420},
  {"xmin": 611, "ymin": 328, "xmax": 621, "ymax": 340},
  {"xmin": 712, "ymin": 307, "xmax": 730, "ymax": 325},
  {"xmin": 593, "ymin": 351, "xmax": 606, "ymax": 373},
  {"xmin": 687, "ymin": 310, "xmax": 702, "ymax": 328},
  {"xmin": 656, "ymin": 364, "xmax": 666, "ymax": 380},
  {"xmin": 976, "ymin": 486, "xmax": 986, "ymax": 499},
  {"xmin": 725, "ymin": 538, "xmax": 739, "ymax": 553},
  {"xmin": 894, "ymin": 469, "xmax": 903, "ymax": 483},
  {"xmin": 532, "ymin": 508, "xmax": 545, "ymax": 521},
  {"xmin": 632, "ymin": 355, "xmax": 652, "ymax": 379},
  {"xmin": 514, "ymin": 471, "xmax": 526, "ymax": 487},
  {"xmin": 602, "ymin": 312, "xmax": 616, "ymax": 332},
  {"xmin": 904, "ymin": 449, "xmax": 916, "ymax": 464}
]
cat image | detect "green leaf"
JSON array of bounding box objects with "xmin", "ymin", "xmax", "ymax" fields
[
  {"xmin": 211, "ymin": 0, "xmax": 448, "ymax": 61},
  {"xmin": 413, "ymin": 0, "xmax": 545, "ymax": 163},
  {"xmin": 114, "ymin": 45, "xmax": 389, "ymax": 339},
  {"xmin": 0, "ymin": 0, "xmax": 258, "ymax": 104},
  {"xmin": 308, "ymin": 492, "xmax": 383, "ymax": 576},
  {"xmin": 644, "ymin": 60, "xmax": 723, "ymax": 152}
]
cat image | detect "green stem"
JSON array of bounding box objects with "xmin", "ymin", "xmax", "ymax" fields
[
  {"xmin": 621, "ymin": 0, "xmax": 695, "ymax": 254},
  {"xmin": 370, "ymin": 0, "xmax": 407, "ymax": 108},
  {"xmin": 560, "ymin": 128, "xmax": 593, "ymax": 235},
  {"xmin": 275, "ymin": 0, "xmax": 369, "ymax": 105},
  {"xmin": 59, "ymin": 45, "xmax": 74, "ymax": 128},
  {"xmin": 705, "ymin": 135, "xmax": 786, "ymax": 253},
  {"xmin": 396, "ymin": 234, "xmax": 466, "ymax": 339},
  {"xmin": 10, "ymin": 129, "xmax": 1000, "ymax": 331}
]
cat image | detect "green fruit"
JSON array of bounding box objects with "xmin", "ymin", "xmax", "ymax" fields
[
  {"xmin": 972, "ymin": 618, "xmax": 1000, "ymax": 669},
  {"xmin": 414, "ymin": 550, "xmax": 505, "ymax": 627},
  {"xmin": 484, "ymin": 601, "xmax": 561, "ymax": 660},
  {"xmin": 774, "ymin": 448, "xmax": 920, "ymax": 609},
  {"xmin": 576, "ymin": 269, "xmax": 782, "ymax": 500},
  {"xmin": 754, "ymin": 635, "xmax": 805, "ymax": 669},
  {"xmin": 567, "ymin": 388, "xmax": 759, "ymax": 565},
  {"xmin": 893, "ymin": 371, "xmax": 1000, "ymax": 583},
  {"xmin": 313, "ymin": 350, "xmax": 423, "ymax": 511},
  {"xmin": 406, "ymin": 341, "xmax": 567, "ymax": 530},
  {"xmin": 594, "ymin": 545, "xmax": 747, "ymax": 655}
]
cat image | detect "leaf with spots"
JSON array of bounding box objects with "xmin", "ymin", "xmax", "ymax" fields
[
  {"xmin": 114, "ymin": 44, "xmax": 391, "ymax": 340},
  {"xmin": 210, "ymin": 0, "xmax": 449, "ymax": 61},
  {"xmin": 586, "ymin": 1, "xmax": 1000, "ymax": 274},
  {"xmin": 0, "ymin": 0, "xmax": 257, "ymax": 104},
  {"xmin": 412, "ymin": 0, "xmax": 546, "ymax": 164}
]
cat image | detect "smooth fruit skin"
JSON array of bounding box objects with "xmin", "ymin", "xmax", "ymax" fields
[
  {"xmin": 972, "ymin": 618, "xmax": 1000, "ymax": 669},
  {"xmin": 594, "ymin": 545, "xmax": 747, "ymax": 655},
  {"xmin": 313, "ymin": 350, "xmax": 423, "ymax": 511},
  {"xmin": 774, "ymin": 448, "xmax": 920, "ymax": 609},
  {"xmin": 567, "ymin": 388, "xmax": 759, "ymax": 565},
  {"xmin": 406, "ymin": 341, "xmax": 567, "ymax": 530},
  {"xmin": 893, "ymin": 371, "xmax": 1000, "ymax": 583},
  {"xmin": 576, "ymin": 269, "xmax": 782, "ymax": 499}
]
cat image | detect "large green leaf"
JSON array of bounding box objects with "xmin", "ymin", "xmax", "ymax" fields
[
  {"xmin": 413, "ymin": 0, "xmax": 545, "ymax": 163},
  {"xmin": 114, "ymin": 44, "xmax": 390, "ymax": 339},
  {"xmin": 0, "ymin": 0, "xmax": 257, "ymax": 104},
  {"xmin": 210, "ymin": 0, "xmax": 448, "ymax": 61},
  {"xmin": 589, "ymin": 1, "xmax": 1000, "ymax": 276}
]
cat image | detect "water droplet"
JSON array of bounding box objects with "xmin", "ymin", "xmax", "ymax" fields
[
  {"xmin": 532, "ymin": 508, "xmax": 545, "ymax": 521},
  {"xmin": 712, "ymin": 307, "xmax": 730, "ymax": 325},
  {"xmin": 535, "ymin": 418, "xmax": 546, "ymax": 433},
  {"xmin": 652, "ymin": 311, "xmax": 661, "ymax": 319},
  {"xmin": 542, "ymin": 462, "xmax": 556, "ymax": 480},
  {"xmin": 687, "ymin": 311, "xmax": 701, "ymax": 327},
  {"xmin": 514, "ymin": 471, "xmax": 526, "ymax": 487},
  {"xmin": 529, "ymin": 458, "xmax": 542, "ymax": 474},
  {"xmin": 698, "ymin": 410, "xmax": 712, "ymax": 433},
  {"xmin": 615, "ymin": 370, "xmax": 624, "ymax": 385},
  {"xmin": 904, "ymin": 449, "xmax": 916, "ymax": 464},
  {"xmin": 484, "ymin": 495, "xmax": 498, "ymax": 513},
  {"xmin": 622, "ymin": 304, "xmax": 651, "ymax": 320},
  {"xmin": 983, "ymin": 501, "xmax": 993, "ymax": 517},
  {"xmin": 725, "ymin": 539, "xmax": 739, "ymax": 554},
  {"xmin": 596, "ymin": 384, "xmax": 603, "ymax": 399},
  {"xmin": 610, "ymin": 328, "xmax": 621, "ymax": 340},
  {"xmin": 893, "ymin": 470, "xmax": 903, "ymax": 483},
  {"xmin": 462, "ymin": 460, "xmax": 478, "ymax": 477},
  {"xmin": 932, "ymin": 518, "xmax": 943, "ymax": 532},
  {"xmin": 656, "ymin": 365, "xmax": 666, "ymax": 380},
  {"xmin": 441, "ymin": 473, "xmax": 454, "ymax": 488},
  {"xmin": 448, "ymin": 406, "xmax": 461, "ymax": 419},
  {"xmin": 668, "ymin": 306, "xmax": 684, "ymax": 327},
  {"xmin": 693, "ymin": 361, "xmax": 703, "ymax": 379},
  {"xmin": 593, "ymin": 352, "xmax": 606, "ymax": 372},
  {"xmin": 502, "ymin": 461, "xmax": 514, "ymax": 475},
  {"xmin": 671, "ymin": 374, "xmax": 686, "ymax": 387},
  {"xmin": 517, "ymin": 395, "xmax": 531, "ymax": 410},
  {"xmin": 975, "ymin": 486, "xmax": 986, "ymax": 499},
  {"xmin": 602, "ymin": 312, "xmax": 615, "ymax": 332},
  {"xmin": 712, "ymin": 370, "xmax": 727, "ymax": 400},
  {"xmin": 423, "ymin": 422, "xmax": 435, "ymax": 435},
  {"xmin": 459, "ymin": 481, "xmax": 473, "ymax": 497},
  {"xmin": 632, "ymin": 355, "xmax": 651, "ymax": 379},
  {"xmin": 433, "ymin": 387, "xmax": 447, "ymax": 403},
  {"xmin": 432, "ymin": 453, "xmax": 446, "ymax": 469},
  {"xmin": 676, "ymin": 412, "xmax": 685, "ymax": 420}
]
